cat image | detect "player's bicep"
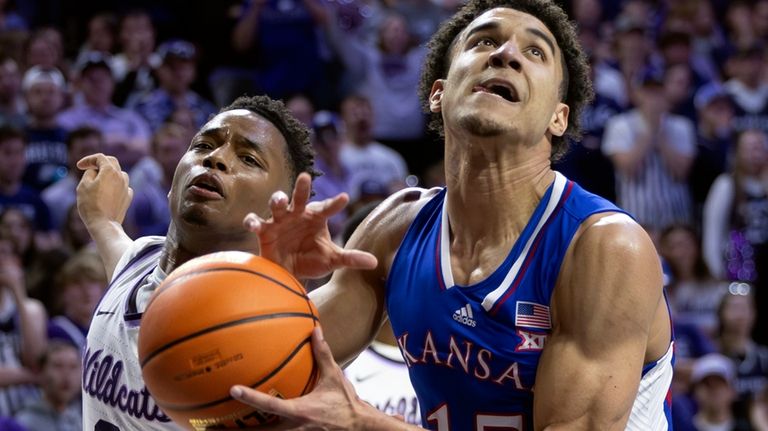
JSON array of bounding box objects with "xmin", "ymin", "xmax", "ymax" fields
[{"xmin": 534, "ymin": 216, "xmax": 663, "ymax": 430}]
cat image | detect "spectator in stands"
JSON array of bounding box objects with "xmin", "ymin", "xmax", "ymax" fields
[
  {"xmin": 689, "ymin": 353, "xmax": 751, "ymax": 431},
  {"xmin": 14, "ymin": 342, "xmax": 81, "ymax": 431},
  {"xmin": 0, "ymin": 244, "xmax": 47, "ymax": 417},
  {"xmin": 111, "ymin": 10, "xmax": 159, "ymax": 107},
  {"xmin": 21, "ymin": 66, "xmax": 68, "ymax": 191},
  {"xmin": 47, "ymin": 250, "xmax": 106, "ymax": 350},
  {"xmin": 724, "ymin": 46, "xmax": 768, "ymax": 135},
  {"xmin": 0, "ymin": 127, "xmax": 53, "ymax": 235},
  {"xmin": 715, "ymin": 285, "xmax": 768, "ymax": 423},
  {"xmin": 326, "ymin": 11, "xmax": 428, "ymax": 172},
  {"xmin": 724, "ymin": 1, "xmax": 757, "ymax": 52},
  {"xmin": 554, "ymin": 53, "xmax": 621, "ymax": 202},
  {"xmin": 0, "ymin": 56, "xmax": 25, "ymax": 129},
  {"xmin": 24, "ymin": 28, "xmax": 67, "ymax": 78},
  {"xmin": 127, "ymin": 123, "xmax": 190, "ymax": 237},
  {"xmin": 659, "ymin": 223, "xmax": 728, "ymax": 337},
  {"xmin": 690, "ymin": 82, "xmax": 735, "ymax": 222},
  {"xmin": 603, "ymin": 72, "xmax": 696, "ymax": 236},
  {"xmin": 338, "ymin": 94, "xmax": 407, "ymax": 203},
  {"xmin": 76, "ymin": 13, "xmax": 117, "ymax": 64},
  {"xmin": 286, "ymin": 93, "xmax": 315, "ymax": 128},
  {"xmin": 311, "ymin": 110, "xmax": 350, "ymax": 238},
  {"xmin": 217, "ymin": 0, "xmax": 331, "ymax": 105},
  {"xmin": 60, "ymin": 205, "xmax": 92, "ymax": 254},
  {"xmin": 394, "ymin": 0, "xmax": 448, "ymax": 45},
  {"xmin": 702, "ymin": 129, "xmax": 768, "ymax": 284},
  {"xmin": 42, "ymin": 127, "xmax": 102, "ymax": 231},
  {"xmin": 131, "ymin": 39, "xmax": 216, "ymax": 132},
  {"xmin": 57, "ymin": 52, "xmax": 151, "ymax": 170},
  {"xmin": 606, "ymin": 15, "xmax": 655, "ymax": 109}
]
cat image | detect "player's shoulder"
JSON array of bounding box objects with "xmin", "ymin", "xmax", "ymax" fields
[
  {"xmin": 111, "ymin": 235, "xmax": 165, "ymax": 282},
  {"xmin": 364, "ymin": 187, "xmax": 441, "ymax": 232},
  {"xmin": 575, "ymin": 212, "xmax": 651, "ymax": 254},
  {"xmin": 347, "ymin": 187, "xmax": 441, "ymax": 254}
]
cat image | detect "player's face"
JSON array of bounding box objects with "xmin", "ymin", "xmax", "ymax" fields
[
  {"xmin": 430, "ymin": 8, "xmax": 569, "ymax": 143},
  {"xmin": 168, "ymin": 110, "xmax": 292, "ymax": 241}
]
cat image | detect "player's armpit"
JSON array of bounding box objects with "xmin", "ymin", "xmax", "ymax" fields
[{"xmin": 533, "ymin": 214, "xmax": 667, "ymax": 431}]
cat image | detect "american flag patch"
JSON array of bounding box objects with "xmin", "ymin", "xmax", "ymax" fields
[{"xmin": 515, "ymin": 301, "xmax": 551, "ymax": 330}]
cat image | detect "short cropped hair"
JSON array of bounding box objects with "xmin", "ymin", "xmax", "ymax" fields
[
  {"xmin": 66, "ymin": 126, "xmax": 102, "ymax": 149},
  {"xmin": 221, "ymin": 95, "xmax": 319, "ymax": 187},
  {"xmin": 419, "ymin": 0, "xmax": 593, "ymax": 160},
  {"xmin": 0, "ymin": 125, "xmax": 25, "ymax": 146}
]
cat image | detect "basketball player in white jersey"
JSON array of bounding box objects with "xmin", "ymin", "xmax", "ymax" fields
[
  {"xmin": 227, "ymin": 0, "xmax": 676, "ymax": 429},
  {"xmin": 76, "ymin": 95, "xmax": 376, "ymax": 430}
]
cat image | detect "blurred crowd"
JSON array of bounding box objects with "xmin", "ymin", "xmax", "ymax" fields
[{"xmin": 0, "ymin": 0, "xmax": 763, "ymax": 429}]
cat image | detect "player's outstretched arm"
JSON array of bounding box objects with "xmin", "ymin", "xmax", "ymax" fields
[
  {"xmin": 243, "ymin": 172, "xmax": 377, "ymax": 280},
  {"xmin": 76, "ymin": 153, "xmax": 135, "ymax": 280},
  {"xmin": 230, "ymin": 327, "xmax": 422, "ymax": 431},
  {"xmin": 533, "ymin": 214, "xmax": 667, "ymax": 430}
]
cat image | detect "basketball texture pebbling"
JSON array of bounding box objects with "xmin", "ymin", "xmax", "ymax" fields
[{"xmin": 138, "ymin": 251, "xmax": 319, "ymax": 430}]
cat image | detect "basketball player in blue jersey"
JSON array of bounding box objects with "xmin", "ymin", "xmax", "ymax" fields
[
  {"xmin": 229, "ymin": 0, "xmax": 676, "ymax": 429},
  {"xmin": 75, "ymin": 95, "xmax": 376, "ymax": 430}
]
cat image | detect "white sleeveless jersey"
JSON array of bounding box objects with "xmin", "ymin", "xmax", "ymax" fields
[
  {"xmin": 82, "ymin": 236, "xmax": 184, "ymax": 431},
  {"xmin": 344, "ymin": 341, "xmax": 421, "ymax": 425},
  {"xmin": 626, "ymin": 342, "xmax": 675, "ymax": 431}
]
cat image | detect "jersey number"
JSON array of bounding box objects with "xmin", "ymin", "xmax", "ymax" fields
[
  {"xmin": 95, "ymin": 420, "xmax": 120, "ymax": 431},
  {"xmin": 427, "ymin": 404, "xmax": 523, "ymax": 431}
]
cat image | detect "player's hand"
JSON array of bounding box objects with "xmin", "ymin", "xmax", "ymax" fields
[
  {"xmin": 76, "ymin": 153, "xmax": 133, "ymax": 227},
  {"xmin": 229, "ymin": 327, "xmax": 381, "ymax": 430},
  {"xmin": 243, "ymin": 173, "xmax": 377, "ymax": 279}
]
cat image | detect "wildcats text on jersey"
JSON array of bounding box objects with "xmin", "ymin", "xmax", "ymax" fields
[{"xmin": 83, "ymin": 347, "xmax": 172, "ymax": 424}]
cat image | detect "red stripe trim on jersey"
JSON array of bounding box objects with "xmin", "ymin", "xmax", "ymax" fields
[
  {"xmin": 435, "ymin": 218, "xmax": 447, "ymax": 291},
  {"xmin": 490, "ymin": 181, "xmax": 575, "ymax": 316}
]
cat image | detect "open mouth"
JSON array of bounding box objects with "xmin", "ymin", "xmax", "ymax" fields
[
  {"xmin": 474, "ymin": 80, "xmax": 520, "ymax": 103},
  {"xmin": 188, "ymin": 174, "xmax": 224, "ymax": 198}
]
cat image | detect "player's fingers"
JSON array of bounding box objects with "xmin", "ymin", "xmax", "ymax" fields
[
  {"xmin": 308, "ymin": 193, "xmax": 349, "ymax": 218},
  {"xmin": 243, "ymin": 213, "xmax": 264, "ymax": 233},
  {"xmin": 310, "ymin": 327, "xmax": 339, "ymax": 376},
  {"xmin": 78, "ymin": 168, "xmax": 98, "ymax": 184},
  {"xmin": 230, "ymin": 386, "xmax": 300, "ymax": 419},
  {"xmin": 269, "ymin": 191, "xmax": 290, "ymax": 221},
  {"xmin": 77, "ymin": 153, "xmax": 119, "ymax": 171},
  {"xmin": 335, "ymin": 250, "xmax": 378, "ymax": 270},
  {"xmin": 289, "ymin": 173, "xmax": 312, "ymax": 214}
]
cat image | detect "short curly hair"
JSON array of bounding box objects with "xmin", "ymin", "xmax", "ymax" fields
[
  {"xmin": 419, "ymin": 0, "xmax": 593, "ymax": 160},
  {"xmin": 221, "ymin": 95, "xmax": 320, "ymax": 186}
]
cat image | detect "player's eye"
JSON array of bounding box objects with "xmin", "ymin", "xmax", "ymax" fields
[
  {"xmin": 476, "ymin": 37, "xmax": 496, "ymax": 48},
  {"xmin": 528, "ymin": 47, "xmax": 545, "ymax": 60},
  {"xmin": 191, "ymin": 142, "xmax": 213, "ymax": 151},
  {"xmin": 241, "ymin": 154, "xmax": 262, "ymax": 168}
]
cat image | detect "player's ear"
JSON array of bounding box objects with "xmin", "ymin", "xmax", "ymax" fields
[
  {"xmin": 429, "ymin": 80, "xmax": 445, "ymax": 113},
  {"xmin": 548, "ymin": 102, "xmax": 569, "ymax": 137}
]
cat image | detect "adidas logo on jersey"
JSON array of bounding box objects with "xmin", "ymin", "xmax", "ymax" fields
[{"xmin": 452, "ymin": 303, "xmax": 477, "ymax": 327}]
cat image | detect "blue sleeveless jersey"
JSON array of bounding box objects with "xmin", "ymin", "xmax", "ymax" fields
[{"xmin": 386, "ymin": 172, "xmax": 674, "ymax": 430}]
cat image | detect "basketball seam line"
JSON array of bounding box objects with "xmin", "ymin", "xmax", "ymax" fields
[
  {"xmin": 140, "ymin": 312, "xmax": 318, "ymax": 368},
  {"xmin": 153, "ymin": 267, "xmax": 307, "ymax": 302},
  {"xmin": 156, "ymin": 335, "xmax": 313, "ymax": 412}
]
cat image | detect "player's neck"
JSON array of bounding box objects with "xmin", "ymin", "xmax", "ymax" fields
[
  {"xmin": 161, "ymin": 224, "xmax": 260, "ymax": 273},
  {"xmin": 444, "ymin": 138, "xmax": 554, "ymax": 250}
]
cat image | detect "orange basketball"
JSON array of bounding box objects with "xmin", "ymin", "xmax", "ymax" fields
[{"xmin": 138, "ymin": 251, "xmax": 318, "ymax": 430}]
